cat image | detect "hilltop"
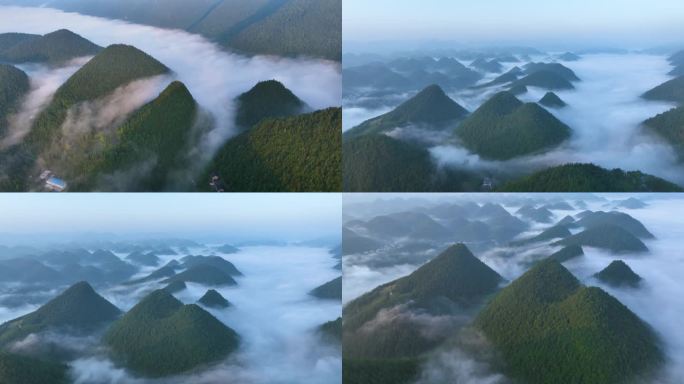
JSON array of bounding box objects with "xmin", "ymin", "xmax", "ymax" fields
[
  {"xmin": 0, "ymin": 282, "xmax": 121, "ymax": 346},
  {"xmin": 642, "ymin": 75, "xmax": 684, "ymax": 104},
  {"xmin": 539, "ymin": 91, "xmax": 567, "ymax": 108},
  {"xmin": 643, "ymin": 105, "xmax": 684, "ymax": 160},
  {"xmin": 455, "ymin": 91, "xmax": 571, "ymax": 160},
  {"xmin": 163, "ymin": 264, "xmax": 238, "ymax": 286},
  {"xmin": 0, "ymin": 29, "xmax": 101, "ymax": 65},
  {"xmin": 104, "ymin": 289, "xmax": 239, "ymax": 377},
  {"xmin": 476, "ymin": 259, "xmax": 662, "ymax": 383},
  {"xmin": 204, "ymin": 107, "xmax": 341, "ymax": 192},
  {"xmin": 0, "ymin": 64, "xmax": 29, "ymax": 136},
  {"xmin": 499, "ymin": 163, "xmax": 683, "ymax": 192},
  {"xmin": 198, "ymin": 289, "xmax": 231, "ymax": 308},
  {"xmin": 595, "ymin": 260, "xmax": 642, "ymax": 288},
  {"xmin": 510, "ymin": 70, "xmax": 574, "ymax": 90},
  {"xmin": 310, "ymin": 276, "xmax": 342, "ymax": 300},
  {"xmin": 235, "ymin": 80, "xmax": 307, "ymax": 130},
  {"xmin": 25, "ymin": 44, "xmax": 169, "ymax": 154},
  {"xmin": 345, "ymin": 85, "xmax": 468, "ymax": 139},
  {"xmin": 555, "ymin": 225, "xmax": 649, "ymax": 253}
]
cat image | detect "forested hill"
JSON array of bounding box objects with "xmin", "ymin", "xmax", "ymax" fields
[{"xmin": 1, "ymin": 0, "xmax": 341, "ymax": 61}]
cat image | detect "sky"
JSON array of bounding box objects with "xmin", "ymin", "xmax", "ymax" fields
[
  {"xmin": 0, "ymin": 194, "xmax": 341, "ymax": 242},
  {"xmin": 344, "ymin": 0, "xmax": 684, "ymax": 50}
]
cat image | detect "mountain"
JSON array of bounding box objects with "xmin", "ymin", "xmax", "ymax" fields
[
  {"xmin": 344, "ymin": 85, "xmax": 469, "ymax": 139},
  {"xmin": 595, "ymin": 260, "xmax": 642, "ymax": 288},
  {"xmin": 470, "ymin": 58, "xmax": 502, "ymax": 73},
  {"xmin": 203, "ymin": 107, "xmax": 341, "ymax": 192},
  {"xmin": 163, "ymin": 265, "xmax": 238, "ymax": 286},
  {"xmin": 70, "ymin": 81, "xmax": 199, "ymax": 191},
  {"xmin": 163, "ymin": 280, "xmax": 187, "ymax": 293},
  {"xmin": 104, "ymin": 289, "xmax": 239, "ymax": 377},
  {"xmin": 343, "ymin": 63, "xmax": 412, "ymax": 91},
  {"xmin": 615, "ymin": 197, "xmax": 648, "ymax": 209},
  {"xmin": 0, "ymin": 282, "xmax": 121, "ymax": 346},
  {"xmin": 539, "ymin": 91, "xmax": 567, "ymax": 108},
  {"xmin": 0, "ymin": 64, "xmax": 29, "ymax": 136},
  {"xmin": 319, "ymin": 317, "xmax": 341, "ymax": 343},
  {"xmin": 473, "ymin": 66, "xmax": 522, "ymax": 88},
  {"xmin": 558, "ymin": 52, "xmax": 581, "ymax": 61},
  {"xmin": 227, "ymin": 0, "xmax": 341, "ymax": 61},
  {"xmin": 509, "ymin": 84, "xmax": 528, "ymax": 95},
  {"xmin": 215, "ymin": 244, "xmax": 240, "ymax": 254},
  {"xmin": 642, "ymin": 75, "xmax": 684, "ymax": 104},
  {"xmin": 555, "ymin": 225, "xmax": 649, "ymax": 253},
  {"xmin": 643, "ymin": 105, "xmax": 684, "ymax": 159},
  {"xmin": 198, "ymin": 289, "xmax": 231, "ymax": 308},
  {"xmin": 455, "ymin": 91, "xmax": 571, "ymax": 160},
  {"xmin": 0, "ymin": 29, "xmax": 101, "ymax": 65},
  {"xmin": 510, "ymin": 70, "xmax": 575, "ymax": 90},
  {"xmin": 499, "ymin": 163, "xmax": 683, "ymax": 192},
  {"xmin": 515, "ymin": 224, "xmax": 571, "ymax": 245},
  {"xmin": 181, "ymin": 256, "xmax": 243, "ymax": 276},
  {"xmin": 343, "ymin": 134, "xmax": 432, "ymax": 192},
  {"xmin": 125, "ymin": 251, "xmax": 160, "ymax": 266},
  {"xmin": 11, "ymin": 0, "xmax": 341, "ymax": 61},
  {"xmin": 125, "ymin": 265, "xmax": 176, "ymax": 285},
  {"xmin": 343, "ymin": 359, "xmax": 419, "ymax": 384},
  {"xmin": 575, "ymin": 211, "xmax": 653, "ymax": 238},
  {"xmin": 343, "ymin": 227, "xmax": 382, "ymax": 255},
  {"xmin": 523, "ymin": 62, "xmax": 580, "ymax": 81},
  {"xmin": 516, "ymin": 205, "xmax": 553, "ymax": 223},
  {"xmin": 548, "ymin": 244, "xmax": 584, "ymax": 262},
  {"xmin": 344, "ymin": 244, "xmax": 502, "ymax": 332},
  {"xmin": 0, "ymin": 33, "xmax": 40, "ymax": 53},
  {"xmin": 0, "ymin": 258, "xmax": 62, "ymax": 285},
  {"xmin": 310, "ymin": 276, "xmax": 341, "ymax": 300},
  {"xmin": 235, "ymin": 80, "xmax": 307, "ymax": 130},
  {"xmin": 0, "ymin": 352, "xmax": 68, "ymax": 384},
  {"xmin": 25, "ymin": 44, "xmax": 169, "ymax": 155},
  {"xmin": 476, "ymin": 259, "xmax": 662, "ymax": 384}
]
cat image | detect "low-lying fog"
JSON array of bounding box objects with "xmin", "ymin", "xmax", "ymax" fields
[
  {"xmin": 0, "ymin": 5, "xmax": 341, "ymax": 156},
  {"xmin": 343, "ymin": 194, "xmax": 684, "ymax": 383},
  {"xmin": 0, "ymin": 244, "xmax": 341, "ymax": 384},
  {"xmin": 344, "ymin": 52, "xmax": 684, "ymax": 184}
]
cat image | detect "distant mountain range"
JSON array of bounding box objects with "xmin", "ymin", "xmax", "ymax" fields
[{"xmin": 0, "ymin": 0, "xmax": 341, "ymax": 61}]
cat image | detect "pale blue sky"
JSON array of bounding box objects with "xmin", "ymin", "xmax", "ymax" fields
[
  {"xmin": 344, "ymin": 0, "xmax": 684, "ymax": 49},
  {"xmin": 0, "ymin": 194, "xmax": 341, "ymax": 242}
]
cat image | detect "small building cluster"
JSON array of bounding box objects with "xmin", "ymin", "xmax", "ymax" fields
[{"xmin": 40, "ymin": 170, "xmax": 67, "ymax": 192}]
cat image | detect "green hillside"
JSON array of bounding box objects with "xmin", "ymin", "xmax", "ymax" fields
[
  {"xmin": 181, "ymin": 255, "xmax": 243, "ymax": 276},
  {"xmin": 343, "ymin": 134, "xmax": 432, "ymax": 192},
  {"xmin": 235, "ymin": 80, "xmax": 306, "ymax": 129},
  {"xmin": 539, "ymin": 91, "xmax": 567, "ymax": 108},
  {"xmin": 476, "ymin": 259, "xmax": 662, "ymax": 384},
  {"xmin": 642, "ymin": 75, "xmax": 684, "ymax": 104},
  {"xmin": 163, "ymin": 280, "xmax": 187, "ymax": 294},
  {"xmin": 0, "ymin": 352, "xmax": 68, "ymax": 384},
  {"xmin": 24, "ymin": 44, "xmax": 169, "ymax": 155},
  {"xmin": 510, "ymin": 70, "xmax": 575, "ymax": 90},
  {"xmin": 344, "ymin": 244, "xmax": 502, "ymax": 333},
  {"xmin": 343, "ymin": 227, "xmax": 382, "ymax": 255},
  {"xmin": 575, "ymin": 211, "xmax": 653, "ymax": 238},
  {"xmin": 594, "ymin": 260, "xmax": 642, "ymax": 288},
  {"xmin": 643, "ymin": 105, "xmax": 684, "ymax": 159},
  {"xmin": 500, "ymin": 163, "xmax": 683, "ymax": 192},
  {"xmin": 104, "ymin": 289, "xmax": 239, "ymax": 377},
  {"xmin": 319, "ymin": 317, "xmax": 341, "ymax": 342},
  {"xmin": 229, "ymin": 0, "xmax": 341, "ymax": 60},
  {"xmin": 548, "ymin": 245, "xmax": 584, "ymax": 262},
  {"xmin": 198, "ymin": 289, "xmax": 231, "ymax": 308},
  {"xmin": 0, "ymin": 281, "xmax": 121, "ymax": 346},
  {"xmin": 0, "ymin": 33, "xmax": 40, "ymax": 52},
  {"xmin": 310, "ymin": 276, "xmax": 342, "ymax": 300},
  {"xmin": 163, "ymin": 265, "xmax": 238, "ymax": 286},
  {"xmin": 0, "ymin": 64, "xmax": 29, "ymax": 136},
  {"xmin": 524, "ymin": 62, "xmax": 580, "ymax": 81},
  {"xmin": 345, "ymin": 84, "xmax": 469, "ymax": 138},
  {"xmin": 125, "ymin": 251, "xmax": 160, "ymax": 266},
  {"xmin": 455, "ymin": 91, "xmax": 571, "ymax": 160},
  {"xmin": 0, "ymin": 29, "xmax": 101, "ymax": 64},
  {"xmin": 72, "ymin": 81, "xmax": 198, "ymax": 191},
  {"xmin": 515, "ymin": 224, "xmax": 571, "ymax": 245},
  {"xmin": 555, "ymin": 225, "xmax": 649, "ymax": 253},
  {"xmin": 203, "ymin": 107, "xmax": 341, "ymax": 192}
]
